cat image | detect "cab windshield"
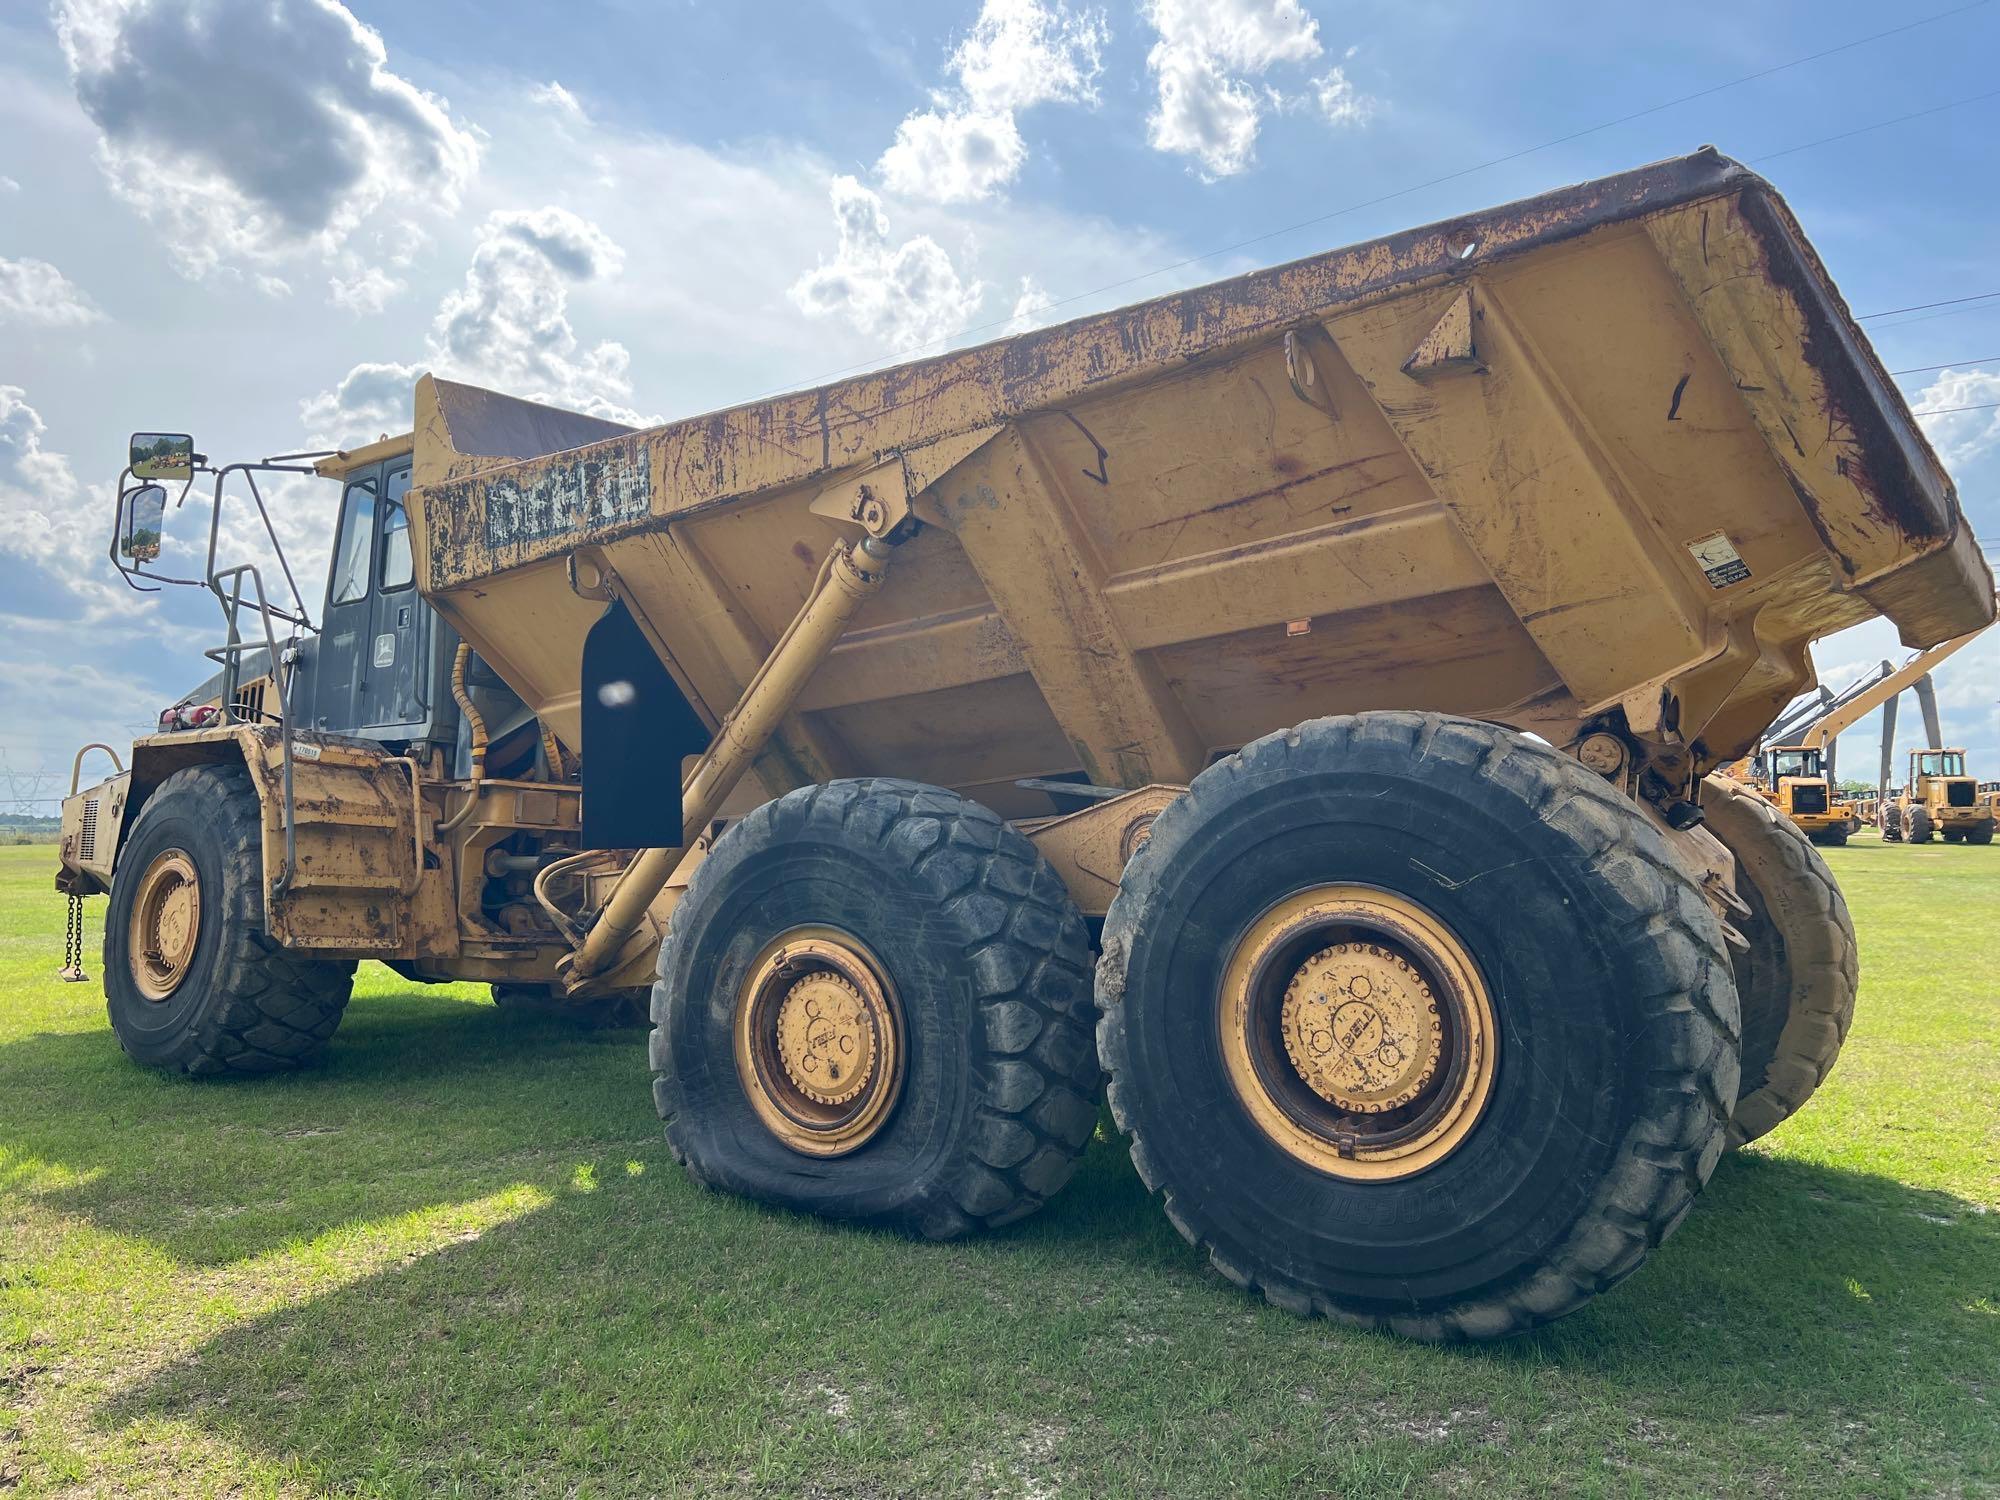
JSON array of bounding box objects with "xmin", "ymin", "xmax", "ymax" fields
[
  {"xmin": 1768, "ymin": 748, "xmax": 1822, "ymax": 780},
  {"xmin": 1918, "ymin": 751, "xmax": 1966, "ymax": 777}
]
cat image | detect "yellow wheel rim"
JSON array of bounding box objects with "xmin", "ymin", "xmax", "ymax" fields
[
  {"xmin": 129, "ymin": 849, "xmax": 202, "ymax": 1002},
  {"xmin": 734, "ymin": 927, "xmax": 904, "ymax": 1157},
  {"xmin": 1219, "ymin": 885, "xmax": 1498, "ymax": 1182}
]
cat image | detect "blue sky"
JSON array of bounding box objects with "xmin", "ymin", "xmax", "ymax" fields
[{"xmin": 1, "ymin": 0, "xmax": 1996, "ymax": 810}]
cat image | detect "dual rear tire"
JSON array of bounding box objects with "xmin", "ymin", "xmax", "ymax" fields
[{"xmin": 651, "ymin": 718, "xmax": 1747, "ymax": 1338}]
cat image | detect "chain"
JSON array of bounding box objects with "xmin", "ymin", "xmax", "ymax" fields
[{"xmin": 59, "ymin": 893, "xmax": 88, "ymax": 983}]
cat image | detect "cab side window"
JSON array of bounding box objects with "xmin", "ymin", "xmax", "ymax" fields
[
  {"xmin": 379, "ymin": 467, "xmax": 413, "ymax": 591},
  {"xmin": 329, "ymin": 478, "xmax": 377, "ymax": 606}
]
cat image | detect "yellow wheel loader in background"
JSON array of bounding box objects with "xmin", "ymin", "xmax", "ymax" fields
[
  {"xmin": 57, "ymin": 151, "xmax": 1995, "ymax": 1340},
  {"xmin": 1887, "ymin": 749, "xmax": 1994, "ymax": 844},
  {"xmin": 1750, "ymin": 623, "xmax": 1991, "ymax": 846}
]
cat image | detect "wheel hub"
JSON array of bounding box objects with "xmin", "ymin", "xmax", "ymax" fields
[
  {"xmin": 774, "ymin": 971, "xmax": 878, "ymax": 1106},
  {"xmin": 130, "ymin": 849, "xmax": 201, "ymax": 1002},
  {"xmin": 1219, "ymin": 886, "xmax": 1498, "ymax": 1182},
  {"xmin": 733, "ymin": 928, "xmax": 904, "ymax": 1158},
  {"xmin": 1280, "ymin": 943, "xmax": 1442, "ymax": 1113}
]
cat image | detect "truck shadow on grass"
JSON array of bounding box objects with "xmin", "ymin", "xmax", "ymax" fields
[
  {"xmin": 0, "ymin": 987, "xmax": 664, "ymax": 1267},
  {"xmin": 80, "ymin": 1111, "xmax": 2000, "ymax": 1494}
]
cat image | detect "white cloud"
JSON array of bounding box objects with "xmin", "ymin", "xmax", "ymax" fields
[
  {"xmin": 0, "ymin": 385, "xmax": 128, "ymax": 617},
  {"xmin": 877, "ymin": 0, "xmax": 1106, "ymax": 202},
  {"xmin": 0, "ymin": 256, "xmax": 103, "ymax": 326},
  {"xmin": 306, "ymin": 206, "xmax": 641, "ymax": 446},
  {"xmin": 480, "ymin": 205, "xmax": 624, "ymax": 281},
  {"xmin": 300, "ymin": 359, "xmax": 425, "ymax": 445},
  {"xmin": 1313, "ymin": 64, "xmax": 1374, "ymax": 126},
  {"xmin": 1915, "ymin": 367, "xmax": 2000, "ymax": 468},
  {"xmin": 1142, "ymin": 0, "xmax": 1324, "ymax": 177},
  {"xmin": 329, "ymin": 264, "xmax": 405, "ymax": 314},
  {"xmin": 53, "ymin": 0, "xmax": 479, "ymax": 277},
  {"xmin": 879, "ymin": 109, "xmax": 1028, "ymax": 205},
  {"xmin": 0, "ymin": 176, "xmax": 20, "ymax": 192},
  {"xmin": 529, "ymin": 80, "xmax": 588, "ymax": 124},
  {"xmin": 1004, "ymin": 276, "xmax": 1056, "ymax": 333},
  {"xmin": 789, "ymin": 175, "xmax": 985, "ymax": 353}
]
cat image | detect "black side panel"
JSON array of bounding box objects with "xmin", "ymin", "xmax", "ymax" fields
[{"xmin": 582, "ymin": 599, "xmax": 708, "ymax": 851}]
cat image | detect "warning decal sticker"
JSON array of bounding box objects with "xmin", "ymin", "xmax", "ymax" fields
[{"xmin": 1685, "ymin": 532, "xmax": 1751, "ymax": 589}]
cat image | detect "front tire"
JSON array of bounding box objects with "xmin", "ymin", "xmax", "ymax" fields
[
  {"xmin": 651, "ymin": 779, "xmax": 1101, "ymax": 1240},
  {"xmin": 105, "ymin": 764, "xmax": 354, "ymax": 1075},
  {"xmin": 1096, "ymin": 713, "xmax": 1739, "ymax": 1340},
  {"xmin": 1910, "ymin": 807, "xmax": 1934, "ymax": 843}
]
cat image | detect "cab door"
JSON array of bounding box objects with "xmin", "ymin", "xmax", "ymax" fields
[
  {"xmin": 311, "ymin": 468, "xmax": 379, "ymax": 733},
  {"xmin": 360, "ymin": 462, "xmax": 429, "ymax": 730},
  {"xmin": 308, "ymin": 459, "xmax": 433, "ymax": 736}
]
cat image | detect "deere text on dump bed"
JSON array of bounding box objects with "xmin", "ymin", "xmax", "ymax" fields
[{"xmin": 58, "ymin": 149, "xmax": 1994, "ymax": 1340}]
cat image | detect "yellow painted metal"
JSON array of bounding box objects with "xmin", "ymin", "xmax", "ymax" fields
[
  {"xmin": 1797, "ymin": 625, "xmax": 1991, "ymax": 750},
  {"xmin": 1218, "ymin": 886, "xmax": 1498, "ymax": 1182},
  {"xmin": 566, "ymin": 532, "xmax": 897, "ymax": 982},
  {"xmin": 1017, "ymin": 784, "xmax": 1181, "ymax": 916},
  {"xmin": 402, "ymin": 151, "xmax": 1990, "ymax": 827},
  {"xmin": 128, "ymin": 849, "xmax": 201, "ymax": 1001},
  {"xmin": 733, "ymin": 927, "xmax": 904, "ymax": 1157},
  {"xmin": 1280, "ymin": 943, "xmax": 1445, "ymax": 1114}
]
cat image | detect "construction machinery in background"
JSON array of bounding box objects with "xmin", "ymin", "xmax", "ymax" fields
[
  {"xmin": 1887, "ymin": 747, "xmax": 1994, "ymax": 844},
  {"xmin": 57, "ymin": 151, "xmax": 1995, "ymax": 1340},
  {"xmin": 1752, "ymin": 623, "xmax": 1992, "ymax": 845},
  {"xmin": 1873, "ymin": 643, "xmax": 1996, "ymax": 843}
]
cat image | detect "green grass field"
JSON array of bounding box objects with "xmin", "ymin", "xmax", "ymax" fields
[{"xmin": 2, "ymin": 838, "xmax": 1997, "ymax": 1497}]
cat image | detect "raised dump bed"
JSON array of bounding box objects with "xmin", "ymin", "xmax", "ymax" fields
[
  {"xmin": 409, "ymin": 147, "xmax": 1989, "ymax": 820},
  {"xmin": 72, "ymin": 148, "xmax": 1993, "ymax": 1341}
]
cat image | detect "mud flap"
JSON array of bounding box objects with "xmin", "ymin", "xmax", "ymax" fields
[{"xmin": 581, "ymin": 598, "xmax": 708, "ymax": 850}]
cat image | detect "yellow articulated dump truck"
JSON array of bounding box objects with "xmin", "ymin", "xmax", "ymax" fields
[{"xmin": 59, "ymin": 150, "xmax": 1994, "ymax": 1339}]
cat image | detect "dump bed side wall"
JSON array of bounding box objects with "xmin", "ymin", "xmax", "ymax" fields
[{"xmin": 408, "ymin": 152, "xmax": 1993, "ymax": 812}]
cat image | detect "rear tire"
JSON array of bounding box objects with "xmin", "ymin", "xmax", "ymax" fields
[
  {"xmin": 105, "ymin": 764, "xmax": 354, "ymax": 1075},
  {"xmin": 1810, "ymin": 825, "xmax": 1848, "ymax": 848},
  {"xmin": 1096, "ymin": 713, "xmax": 1739, "ymax": 1339},
  {"xmin": 651, "ymin": 779, "xmax": 1101, "ymax": 1239},
  {"xmin": 1699, "ymin": 776, "xmax": 1859, "ymax": 1148},
  {"xmin": 1970, "ymin": 822, "xmax": 1995, "ymax": 846}
]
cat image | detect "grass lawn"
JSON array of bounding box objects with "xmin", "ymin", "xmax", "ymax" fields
[{"xmin": 2, "ymin": 836, "xmax": 1997, "ymax": 1497}]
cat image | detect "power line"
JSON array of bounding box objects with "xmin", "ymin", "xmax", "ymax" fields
[
  {"xmin": 1889, "ymin": 357, "xmax": 2000, "ymax": 375},
  {"xmin": 744, "ymin": 0, "xmax": 1996, "ymax": 402},
  {"xmin": 1748, "ymin": 85, "xmax": 2000, "ymax": 164},
  {"xmin": 1860, "ymin": 291, "xmax": 2000, "ymax": 320},
  {"xmin": 1912, "ymin": 400, "xmax": 2000, "ymax": 416}
]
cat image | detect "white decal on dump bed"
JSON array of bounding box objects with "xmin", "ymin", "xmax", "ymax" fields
[{"xmin": 484, "ymin": 450, "xmax": 651, "ymax": 549}]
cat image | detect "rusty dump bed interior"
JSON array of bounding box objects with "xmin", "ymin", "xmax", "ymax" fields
[{"xmin": 407, "ymin": 148, "xmax": 1993, "ymax": 817}]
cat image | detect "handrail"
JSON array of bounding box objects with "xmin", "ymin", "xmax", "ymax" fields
[
  {"xmin": 206, "ymin": 563, "xmax": 299, "ymax": 897},
  {"xmin": 69, "ymin": 743, "xmax": 125, "ymax": 796}
]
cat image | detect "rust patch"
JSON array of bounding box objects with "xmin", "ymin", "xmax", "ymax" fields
[{"xmin": 1735, "ymin": 188, "xmax": 1947, "ymax": 543}]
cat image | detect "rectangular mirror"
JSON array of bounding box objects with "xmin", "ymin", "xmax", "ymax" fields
[
  {"xmin": 130, "ymin": 432, "xmax": 194, "ymax": 481},
  {"xmin": 119, "ymin": 483, "xmax": 166, "ymax": 563}
]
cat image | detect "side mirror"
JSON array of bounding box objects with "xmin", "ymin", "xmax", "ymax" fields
[
  {"xmin": 119, "ymin": 483, "xmax": 167, "ymax": 563},
  {"xmin": 130, "ymin": 431, "xmax": 194, "ymax": 481}
]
